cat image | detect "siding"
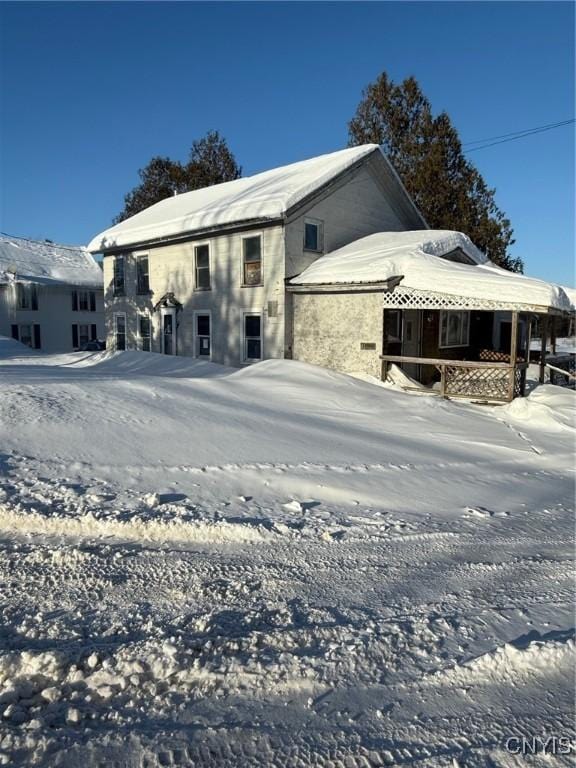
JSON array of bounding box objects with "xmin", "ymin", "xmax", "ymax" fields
[
  {"xmin": 0, "ymin": 283, "xmax": 105, "ymax": 353},
  {"xmin": 103, "ymin": 224, "xmax": 286, "ymax": 366},
  {"xmin": 292, "ymin": 291, "xmax": 384, "ymax": 378}
]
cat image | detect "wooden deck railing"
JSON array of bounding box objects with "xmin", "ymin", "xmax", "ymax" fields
[{"xmin": 380, "ymin": 355, "xmax": 529, "ymax": 402}]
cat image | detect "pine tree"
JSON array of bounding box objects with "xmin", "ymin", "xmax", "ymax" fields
[
  {"xmin": 114, "ymin": 131, "xmax": 241, "ymax": 223},
  {"xmin": 348, "ymin": 74, "xmax": 521, "ymax": 271}
]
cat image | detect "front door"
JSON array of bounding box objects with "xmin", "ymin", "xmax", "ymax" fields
[
  {"xmin": 401, "ymin": 310, "xmax": 422, "ymax": 380},
  {"xmin": 162, "ymin": 310, "xmax": 176, "ymax": 355}
]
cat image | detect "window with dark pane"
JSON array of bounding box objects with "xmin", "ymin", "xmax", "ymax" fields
[
  {"xmin": 243, "ymin": 236, "xmax": 262, "ymax": 286},
  {"xmin": 16, "ymin": 284, "xmax": 37, "ymax": 310},
  {"xmin": 195, "ymin": 245, "xmax": 211, "ymax": 289},
  {"xmin": 304, "ymin": 219, "xmax": 323, "ymax": 252},
  {"xmin": 139, "ymin": 314, "xmax": 151, "ymax": 352},
  {"xmin": 304, "ymin": 222, "xmax": 318, "ymax": 251},
  {"xmin": 115, "ymin": 314, "xmax": 126, "ymax": 351},
  {"xmin": 113, "ymin": 256, "xmax": 125, "ymax": 296},
  {"xmin": 244, "ymin": 314, "xmax": 261, "ymax": 360},
  {"xmin": 196, "ymin": 314, "xmax": 211, "ymax": 356},
  {"xmin": 137, "ymin": 256, "xmax": 150, "ymax": 294}
]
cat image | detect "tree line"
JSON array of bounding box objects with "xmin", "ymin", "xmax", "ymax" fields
[{"xmin": 114, "ymin": 74, "xmax": 521, "ymax": 272}]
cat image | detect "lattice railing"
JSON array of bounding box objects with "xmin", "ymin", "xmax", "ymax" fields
[
  {"xmin": 381, "ymin": 287, "xmax": 547, "ymax": 313},
  {"xmin": 444, "ymin": 365, "xmax": 511, "ymax": 401},
  {"xmin": 381, "ymin": 355, "xmax": 528, "ymax": 402}
]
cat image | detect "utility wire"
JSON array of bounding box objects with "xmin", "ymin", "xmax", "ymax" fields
[{"xmin": 463, "ymin": 119, "xmax": 575, "ymax": 153}]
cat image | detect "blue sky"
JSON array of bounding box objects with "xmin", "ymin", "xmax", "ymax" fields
[{"xmin": 1, "ymin": 1, "xmax": 574, "ymax": 284}]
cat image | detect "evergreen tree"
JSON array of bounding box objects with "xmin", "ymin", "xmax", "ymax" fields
[
  {"xmin": 348, "ymin": 73, "xmax": 521, "ymax": 271},
  {"xmin": 114, "ymin": 131, "xmax": 241, "ymax": 223}
]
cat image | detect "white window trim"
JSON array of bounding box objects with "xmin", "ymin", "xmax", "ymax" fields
[
  {"xmin": 241, "ymin": 232, "xmax": 263, "ymax": 287},
  {"xmin": 193, "ymin": 310, "xmax": 212, "ymax": 360},
  {"xmin": 241, "ymin": 311, "xmax": 263, "ymax": 363},
  {"xmin": 137, "ymin": 311, "xmax": 152, "ymax": 352},
  {"xmin": 194, "ymin": 241, "xmax": 211, "ymax": 291},
  {"xmin": 303, "ymin": 217, "xmax": 324, "ymax": 253},
  {"xmin": 438, "ymin": 310, "xmax": 470, "ymax": 349},
  {"xmin": 114, "ymin": 312, "xmax": 127, "ymax": 351}
]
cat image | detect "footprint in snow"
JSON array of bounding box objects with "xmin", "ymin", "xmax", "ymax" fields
[{"xmin": 464, "ymin": 506, "xmax": 510, "ymax": 519}]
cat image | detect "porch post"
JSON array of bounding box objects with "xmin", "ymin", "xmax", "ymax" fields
[
  {"xmin": 551, "ymin": 315, "xmax": 557, "ymax": 354},
  {"xmin": 508, "ymin": 311, "xmax": 519, "ymax": 400},
  {"xmin": 539, "ymin": 315, "xmax": 548, "ymax": 384}
]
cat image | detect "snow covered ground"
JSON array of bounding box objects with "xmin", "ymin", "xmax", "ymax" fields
[{"xmin": 0, "ymin": 338, "xmax": 574, "ymax": 766}]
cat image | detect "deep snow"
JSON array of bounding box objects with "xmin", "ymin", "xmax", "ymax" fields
[{"xmin": 0, "ymin": 342, "xmax": 574, "ymax": 766}]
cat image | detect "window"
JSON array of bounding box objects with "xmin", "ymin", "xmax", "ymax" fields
[
  {"xmin": 17, "ymin": 283, "xmax": 38, "ymax": 310},
  {"xmin": 78, "ymin": 324, "xmax": 90, "ymax": 346},
  {"xmin": 304, "ymin": 219, "xmax": 323, "ymax": 252},
  {"xmin": 386, "ymin": 310, "xmax": 401, "ymax": 343},
  {"xmin": 137, "ymin": 255, "xmax": 150, "ymax": 294},
  {"xmin": 11, "ymin": 324, "xmax": 41, "ymax": 349},
  {"xmin": 72, "ymin": 290, "xmax": 97, "ymax": 312},
  {"xmin": 72, "ymin": 323, "xmax": 97, "ymax": 349},
  {"xmin": 243, "ymin": 314, "xmax": 262, "ymax": 361},
  {"xmin": 242, "ymin": 236, "xmax": 262, "ymax": 286},
  {"xmin": 114, "ymin": 313, "xmax": 126, "ymax": 351},
  {"xmin": 113, "ymin": 255, "xmax": 125, "ymax": 296},
  {"xmin": 138, "ymin": 314, "xmax": 151, "ymax": 352},
  {"xmin": 195, "ymin": 244, "xmax": 211, "ymax": 290},
  {"xmin": 439, "ymin": 311, "xmax": 470, "ymax": 348},
  {"xmin": 19, "ymin": 324, "xmax": 32, "ymax": 347},
  {"xmin": 195, "ymin": 313, "xmax": 211, "ymax": 357}
]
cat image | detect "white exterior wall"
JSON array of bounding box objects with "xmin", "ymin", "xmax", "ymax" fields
[
  {"xmin": 0, "ymin": 283, "xmax": 105, "ymax": 353},
  {"xmin": 103, "ymin": 224, "xmax": 285, "ymax": 367}
]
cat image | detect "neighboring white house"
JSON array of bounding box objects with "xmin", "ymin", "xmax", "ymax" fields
[
  {"xmin": 0, "ymin": 235, "xmax": 105, "ymax": 353},
  {"xmin": 87, "ymin": 144, "xmax": 425, "ymax": 365}
]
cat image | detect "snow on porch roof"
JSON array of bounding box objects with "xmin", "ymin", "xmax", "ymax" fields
[
  {"xmin": 290, "ymin": 231, "xmax": 572, "ymax": 312},
  {"xmin": 0, "ymin": 234, "xmax": 103, "ymax": 288},
  {"xmin": 87, "ymin": 144, "xmax": 420, "ymax": 252}
]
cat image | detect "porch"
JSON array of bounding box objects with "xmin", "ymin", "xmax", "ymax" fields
[{"xmin": 380, "ymin": 288, "xmax": 568, "ymax": 403}]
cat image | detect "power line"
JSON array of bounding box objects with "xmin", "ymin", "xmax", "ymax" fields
[
  {"xmin": 463, "ymin": 119, "xmax": 575, "ymax": 153},
  {"xmin": 463, "ymin": 119, "xmax": 574, "ymax": 146}
]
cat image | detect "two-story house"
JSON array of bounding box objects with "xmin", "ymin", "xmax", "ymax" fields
[
  {"xmin": 87, "ymin": 144, "xmax": 425, "ymax": 365},
  {"xmin": 0, "ymin": 235, "xmax": 105, "ymax": 352}
]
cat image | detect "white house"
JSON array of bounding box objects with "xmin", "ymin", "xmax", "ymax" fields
[
  {"xmin": 87, "ymin": 144, "xmax": 425, "ymax": 365},
  {"xmin": 0, "ymin": 235, "xmax": 105, "ymax": 353}
]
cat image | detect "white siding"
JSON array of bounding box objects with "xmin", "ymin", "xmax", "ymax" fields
[
  {"xmin": 0, "ymin": 283, "xmax": 105, "ymax": 353},
  {"xmin": 103, "ymin": 224, "xmax": 285, "ymax": 366}
]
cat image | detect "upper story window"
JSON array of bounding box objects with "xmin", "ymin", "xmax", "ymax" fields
[
  {"xmin": 195, "ymin": 244, "xmax": 211, "ymax": 290},
  {"xmin": 72, "ymin": 290, "xmax": 96, "ymax": 312},
  {"xmin": 242, "ymin": 235, "xmax": 262, "ymax": 286},
  {"xmin": 439, "ymin": 311, "xmax": 470, "ymax": 348},
  {"xmin": 113, "ymin": 255, "xmax": 125, "ymax": 296},
  {"xmin": 304, "ymin": 219, "xmax": 324, "ymax": 252},
  {"xmin": 17, "ymin": 283, "xmax": 38, "ymax": 310},
  {"xmin": 137, "ymin": 255, "xmax": 150, "ymax": 294}
]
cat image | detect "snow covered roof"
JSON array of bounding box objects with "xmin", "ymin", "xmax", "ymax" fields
[
  {"xmin": 0, "ymin": 235, "xmax": 103, "ymax": 288},
  {"xmin": 560, "ymin": 285, "xmax": 576, "ymax": 309},
  {"xmin": 290, "ymin": 231, "xmax": 572, "ymax": 312},
  {"xmin": 88, "ymin": 145, "xmax": 423, "ymax": 252}
]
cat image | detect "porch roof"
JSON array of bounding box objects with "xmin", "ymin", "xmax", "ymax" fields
[{"xmin": 290, "ymin": 231, "xmax": 572, "ymax": 313}]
